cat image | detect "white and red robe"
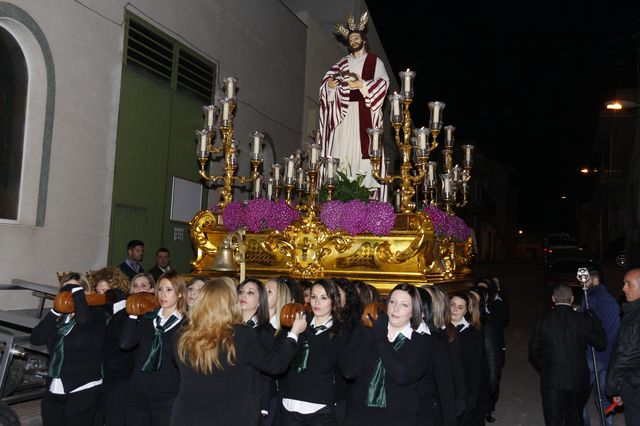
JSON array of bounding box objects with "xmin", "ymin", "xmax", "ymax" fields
[{"xmin": 319, "ymin": 52, "xmax": 389, "ymax": 200}]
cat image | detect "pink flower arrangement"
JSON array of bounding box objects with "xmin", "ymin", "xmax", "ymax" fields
[
  {"xmin": 217, "ymin": 199, "xmax": 396, "ymax": 236},
  {"xmin": 319, "ymin": 200, "xmax": 396, "ymax": 236},
  {"xmin": 423, "ymin": 205, "xmax": 472, "ymax": 241},
  {"xmin": 220, "ymin": 199, "xmax": 301, "ymax": 232}
]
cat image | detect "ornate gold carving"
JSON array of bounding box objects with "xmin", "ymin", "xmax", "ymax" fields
[
  {"xmin": 261, "ymin": 207, "xmax": 353, "ymax": 277},
  {"xmin": 376, "ymin": 211, "xmax": 433, "ymax": 264},
  {"xmin": 189, "ymin": 210, "xmax": 221, "ymax": 271},
  {"xmin": 245, "ymin": 238, "xmax": 276, "ymax": 265},
  {"xmin": 336, "ymin": 242, "xmax": 378, "ymax": 269}
]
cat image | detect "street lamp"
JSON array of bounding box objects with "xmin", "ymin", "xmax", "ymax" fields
[{"xmin": 605, "ymin": 100, "xmax": 640, "ymax": 110}]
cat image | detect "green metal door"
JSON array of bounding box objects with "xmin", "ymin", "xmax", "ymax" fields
[
  {"xmin": 108, "ymin": 14, "xmax": 215, "ymax": 274},
  {"xmin": 108, "ymin": 68, "xmax": 172, "ymax": 268}
]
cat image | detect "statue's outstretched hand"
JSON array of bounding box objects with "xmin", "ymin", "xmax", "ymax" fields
[{"xmin": 327, "ymin": 78, "xmax": 338, "ymax": 89}]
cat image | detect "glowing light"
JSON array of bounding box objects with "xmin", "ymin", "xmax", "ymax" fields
[{"xmin": 606, "ymin": 102, "xmax": 623, "ymax": 110}]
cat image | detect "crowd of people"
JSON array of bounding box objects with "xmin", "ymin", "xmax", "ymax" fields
[{"xmin": 30, "ymin": 259, "xmax": 510, "ymax": 426}]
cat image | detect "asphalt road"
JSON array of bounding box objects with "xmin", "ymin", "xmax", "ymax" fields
[{"xmin": 474, "ymin": 260, "xmax": 627, "ymax": 426}]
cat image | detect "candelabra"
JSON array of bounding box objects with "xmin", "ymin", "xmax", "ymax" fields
[
  {"xmin": 369, "ymin": 69, "xmax": 475, "ymax": 214},
  {"xmin": 195, "ymin": 77, "xmax": 265, "ymax": 209}
]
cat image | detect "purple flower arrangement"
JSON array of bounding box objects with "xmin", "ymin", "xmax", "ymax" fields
[
  {"xmin": 220, "ymin": 199, "xmax": 301, "ymax": 232},
  {"xmin": 320, "ymin": 200, "xmax": 396, "ymax": 236},
  {"xmin": 423, "ymin": 205, "xmax": 472, "ymax": 241},
  {"xmin": 216, "ymin": 199, "xmax": 396, "ymax": 236}
]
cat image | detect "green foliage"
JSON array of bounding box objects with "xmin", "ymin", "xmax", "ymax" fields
[{"xmin": 320, "ymin": 170, "xmax": 371, "ymax": 202}]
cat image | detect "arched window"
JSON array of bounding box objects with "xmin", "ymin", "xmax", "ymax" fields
[{"xmin": 0, "ymin": 26, "xmax": 27, "ymax": 220}]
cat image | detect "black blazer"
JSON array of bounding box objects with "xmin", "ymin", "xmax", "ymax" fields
[
  {"xmin": 418, "ymin": 331, "xmax": 457, "ymax": 426},
  {"xmin": 120, "ymin": 313, "xmax": 184, "ymax": 400},
  {"xmin": 340, "ymin": 322, "xmax": 430, "ymax": 425},
  {"xmin": 117, "ymin": 261, "xmax": 143, "ymax": 280},
  {"xmin": 529, "ymin": 304, "xmax": 606, "ymax": 391},
  {"xmin": 457, "ymin": 323, "xmax": 484, "ymax": 411},
  {"xmin": 255, "ymin": 322, "xmax": 276, "ymax": 411},
  {"xmin": 30, "ymin": 288, "xmax": 105, "ymax": 392},
  {"xmin": 170, "ymin": 324, "xmax": 300, "ymax": 426},
  {"xmin": 279, "ymin": 317, "xmax": 350, "ymax": 405}
]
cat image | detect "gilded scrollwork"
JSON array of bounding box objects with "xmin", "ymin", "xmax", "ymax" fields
[
  {"xmin": 260, "ymin": 208, "xmax": 353, "ymax": 277},
  {"xmin": 189, "ymin": 210, "xmax": 221, "ymax": 271},
  {"xmin": 376, "ymin": 211, "xmax": 433, "ymax": 264},
  {"xmin": 336, "ymin": 242, "xmax": 378, "ymax": 269}
]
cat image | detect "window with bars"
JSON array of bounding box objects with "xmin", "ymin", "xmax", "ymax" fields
[{"xmin": 124, "ymin": 15, "xmax": 215, "ymax": 103}]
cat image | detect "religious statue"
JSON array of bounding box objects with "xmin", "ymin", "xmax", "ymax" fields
[{"xmin": 318, "ymin": 11, "xmax": 390, "ymax": 200}]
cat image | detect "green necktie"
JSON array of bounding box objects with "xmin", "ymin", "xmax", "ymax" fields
[
  {"xmin": 292, "ymin": 325, "xmax": 327, "ymax": 374},
  {"xmin": 245, "ymin": 318, "xmax": 256, "ymax": 328},
  {"xmin": 48, "ymin": 314, "xmax": 76, "ymax": 378},
  {"xmin": 366, "ymin": 332, "xmax": 407, "ymax": 408},
  {"xmin": 141, "ymin": 315, "xmax": 179, "ymax": 373}
]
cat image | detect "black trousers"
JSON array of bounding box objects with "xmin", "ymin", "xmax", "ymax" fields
[
  {"xmin": 41, "ymin": 385, "xmax": 102, "ymax": 426},
  {"xmin": 280, "ymin": 404, "xmax": 336, "ymax": 426},
  {"xmin": 126, "ymin": 389, "xmax": 174, "ymax": 426},
  {"xmin": 541, "ymin": 386, "xmax": 589, "ymax": 426},
  {"xmin": 92, "ymin": 380, "xmax": 129, "ymax": 426},
  {"xmin": 621, "ymin": 384, "xmax": 640, "ymax": 426}
]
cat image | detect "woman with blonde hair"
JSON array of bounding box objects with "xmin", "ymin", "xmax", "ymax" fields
[
  {"xmin": 170, "ymin": 278, "xmax": 306, "ymax": 426},
  {"xmin": 120, "ymin": 271, "xmax": 187, "ymax": 426},
  {"xmin": 265, "ymin": 278, "xmax": 293, "ymax": 332},
  {"xmin": 131, "ymin": 272, "xmax": 155, "ymax": 294}
]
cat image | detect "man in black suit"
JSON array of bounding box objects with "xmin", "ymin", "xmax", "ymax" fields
[
  {"xmin": 117, "ymin": 240, "xmax": 144, "ymax": 280},
  {"xmin": 148, "ymin": 247, "xmax": 171, "ymax": 281},
  {"xmin": 529, "ymin": 284, "xmax": 606, "ymax": 426}
]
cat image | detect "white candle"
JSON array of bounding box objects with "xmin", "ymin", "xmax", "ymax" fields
[
  {"xmin": 297, "ymin": 169, "xmax": 304, "ymax": 186},
  {"xmin": 252, "ymin": 134, "xmax": 261, "ymax": 156},
  {"xmin": 392, "ymin": 97, "xmax": 400, "ymax": 116},
  {"xmin": 253, "ymin": 176, "xmax": 261, "ymax": 197},
  {"xmin": 428, "ymin": 163, "xmax": 435, "ymax": 183},
  {"xmin": 226, "ymin": 80, "xmax": 235, "ymax": 99},
  {"xmin": 267, "ymin": 180, "xmax": 273, "ymax": 200},
  {"xmin": 445, "ymin": 126, "xmax": 455, "ymax": 143},
  {"xmin": 403, "ymin": 69, "xmax": 411, "ymax": 95},
  {"xmin": 465, "ymin": 146, "xmax": 473, "ymax": 162},
  {"xmin": 453, "ymin": 166, "xmax": 460, "ymax": 182},
  {"xmin": 206, "ymin": 108, "xmax": 214, "ymax": 128},
  {"xmin": 222, "ymin": 102, "xmax": 229, "ymax": 121},
  {"xmin": 199, "ymin": 131, "xmax": 208, "ymax": 153},
  {"xmin": 433, "ymin": 106, "xmax": 440, "ymax": 124},
  {"xmin": 311, "ymin": 145, "xmax": 318, "ymax": 165},
  {"xmin": 443, "ymin": 175, "xmax": 451, "ymax": 194},
  {"xmin": 286, "ymin": 160, "xmax": 295, "ymax": 179},
  {"xmin": 371, "ymin": 132, "xmax": 380, "ymax": 151},
  {"xmin": 273, "ymin": 164, "xmax": 281, "ymax": 181},
  {"xmin": 419, "ymin": 131, "xmax": 427, "ymax": 150},
  {"xmin": 327, "ymin": 159, "xmax": 335, "ymax": 179}
]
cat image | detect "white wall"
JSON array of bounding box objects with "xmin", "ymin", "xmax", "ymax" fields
[{"xmin": 0, "ymin": 0, "xmax": 307, "ymax": 309}]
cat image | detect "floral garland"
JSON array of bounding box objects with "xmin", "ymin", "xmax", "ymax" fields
[
  {"xmin": 214, "ymin": 199, "xmax": 396, "ymax": 236},
  {"xmin": 319, "ymin": 200, "xmax": 396, "ymax": 236},
  {"xmin": 423, "ymin": 205, "xmax": 472, "ymax": 242}
]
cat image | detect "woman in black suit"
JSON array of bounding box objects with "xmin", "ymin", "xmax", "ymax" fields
[
  {"xmin": 171, "ymin": 277, "xmax": 306, "ymax": 426},
  {"xmin": 238, "ymin": 278, "xmax": 278, "ymax": 424},
  {"xmin": 416, "ymin": 287, "xmax": 457, "ymax": 426},
  {"xmin": 449, "ymin": 291, "xmax": 484, "ymax": 426},
  {"xmin": 278, "ymin": 279, "xmax": 350, "ymax": 425},
  {"xmin": 31, "ymin": 272, "xmax": 106, "ymax": 426},
  {"xmin": 341, "ymin": 283, "xmax": 430, "ymax": 426},
  {"xmin": 88, "ymin": 267, "xmax": 133, "ymax": 426},
  {"xmin": 120, "ymin": 271, "xmax": 187, "ymax": 426}
]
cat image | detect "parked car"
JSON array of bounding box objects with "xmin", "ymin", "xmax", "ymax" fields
[
  {"xmin": 544, "ymin": 258, "xmax": 600, "ymax": 305},
  {"xmin": 544, "ymin": 245, "xmax": 593, "ymax": 266}
]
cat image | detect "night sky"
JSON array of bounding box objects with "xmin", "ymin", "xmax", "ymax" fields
[{"xmin": 366, "ymin": 0, "xmax": 640, "ymax": 234}]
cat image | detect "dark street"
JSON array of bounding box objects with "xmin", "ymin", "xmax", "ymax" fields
[{"xmin": 475, "ymin": 260, "xmax": 627, "ymax": 426}]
